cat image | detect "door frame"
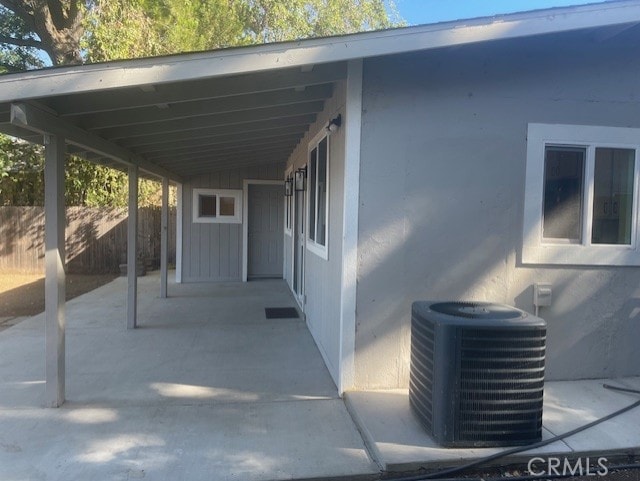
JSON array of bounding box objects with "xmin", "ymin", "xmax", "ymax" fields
[
  {"xmin": 284, "ymin": 166, "xmax": 295, "ymax": 287},
  {"xmin": 242, "ymin": 179, "xmax": 284, "ymax": 282},
  {"xmin": 291, "ymin": 176, "xmax": 306, "ymax": 309}
]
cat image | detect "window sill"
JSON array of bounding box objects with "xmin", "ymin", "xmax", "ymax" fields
[
  {"xmin": 306, "ymin": 241, "xmax": 328, "ymax": 261},
  {"xmin": 522, "ymin": 243, "xmax": 640, "ymax": 266}
]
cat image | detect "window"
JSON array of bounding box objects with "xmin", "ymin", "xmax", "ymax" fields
[
  {"xmin": 284, "ymin": 169, "xmax": 293, "ymax": 236},
  {"xmin": 523, "ymin": 124, "xmax": 640, "ymax": 265},
  {"xmin": 307, "ymin": 134, "xmax": 329, "ymax": 259},
  {"xmin": 192, "ymin": 188, "xmax": 242, "ymax": 223}
]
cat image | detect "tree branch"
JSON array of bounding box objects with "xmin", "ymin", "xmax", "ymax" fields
[
  {"xmin": 0, "ymin": 0, "xmax": 37, "ymax": 30},
  {"xmin": 46, "ymin": 0, "xmax": 66, "ymax": 29},
  {"xmin": 0, "ymin": 33, "xmax": 42, "ymax": 49}
]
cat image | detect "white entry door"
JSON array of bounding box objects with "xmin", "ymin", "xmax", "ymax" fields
[{"xmin": 247, "ymin": 184, "xmax": 284, "ymax": 279}]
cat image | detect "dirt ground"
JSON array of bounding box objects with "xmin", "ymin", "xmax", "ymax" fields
[{"xmin": 0, "ymin": 273, "xmax": 117, "ymax": 330}]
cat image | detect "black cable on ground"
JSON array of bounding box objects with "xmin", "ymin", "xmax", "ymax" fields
[
  {"xmin": 390, "ymin": 462, "xmax": 640, "ymax": 481},
  {"xmin": 387, "ymin": 384, "xmax": 640, "ymax": 481}
]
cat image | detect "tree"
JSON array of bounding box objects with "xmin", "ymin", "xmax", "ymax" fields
[{"xmin": 0, "ymin": 0, "xmax": 85, "ymax": 66}]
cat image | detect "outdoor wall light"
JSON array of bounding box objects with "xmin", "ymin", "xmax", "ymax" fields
[
  {"xmin": 284, "ymin": 178, "xmax": 293, "ymax": 196},
  {"xmin": 326, "ymin": 114, "xmax": 342, "ymax": 133},
  {"xmin": 294, "ymin": 167, "xmax": 307, "ymax": 192}
]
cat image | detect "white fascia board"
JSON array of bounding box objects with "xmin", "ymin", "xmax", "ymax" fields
[{"xmin": 0, "ymin": 1, "xmax": 638, "ymax": 103}]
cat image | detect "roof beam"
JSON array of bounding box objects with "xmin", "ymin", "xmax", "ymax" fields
[
  {"xmin": 156, "ymin": 146, "xmax": 293, "ymax": 168},
  {"xmin": 156, "ymin": 147, "xmax": 296, "ymax": 169},
  {"xmin": 75, "ymin": 84, "xmax": 333, "ymax": 130},
  {"xmin": 0, "ymin": 122, "xmax": 44, "ymax": 144},
  {"xmin": 123, "ymin": 114, "xmax": 316, "ymax": 151},
  {"xmin": 142, "ymin": 129, "xmax": 305, "ymax": 159},
  {"xmin": 49, "ymin": 63, "xmax": 346, "ymax": 116},
  {"xmin": 10, "ymin": 102, "xmax": 182, "ymax": 183},
  {"xmin": 174, "ymin": 157, "xmax": 287, "ymax": 176},
  {"xmin": 146, "ymin": 134, "xmax": 302, "ymax": 164},
  {"xmin": 74, "ymin": 152, "xmax": 163, "ymax": 180},
  {"xmin": 95, "ymin": 101, "xmax": 324, "ymax": 140}
]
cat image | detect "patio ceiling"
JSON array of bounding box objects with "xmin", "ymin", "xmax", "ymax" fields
[{"xmin": 0, "ymin": 61, "xmax": 345, "ymax": 181}]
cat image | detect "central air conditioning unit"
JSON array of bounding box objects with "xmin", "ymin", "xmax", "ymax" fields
[{"xmin": 409, "ymin": 301, "xmax": 546, "ymax": 447}]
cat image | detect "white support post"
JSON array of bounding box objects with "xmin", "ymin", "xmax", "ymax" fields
[
  {"xmin": 175, "ymin": 183, "xmax": 183, "ymax": 283},
  {"xmin": 127, "ymin": 165, "xmax": 139, "ymax": 329},
  {"xmin": 338, "ymin": 59, "xmax": 363, "ymax": 395},
  {"xmin": 44, "ymin": 134, "xmax": 66, "ymax": 407},
  {"xmin": 160, "ymin": 177, "xmax": 169, "ymax": 298}
]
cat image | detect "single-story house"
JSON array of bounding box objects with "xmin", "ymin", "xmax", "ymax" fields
[{"xmin": 2, "ymin": 0, "xmax": 640, "ymax": 407}]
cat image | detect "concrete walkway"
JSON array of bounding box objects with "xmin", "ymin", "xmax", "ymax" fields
[{"xmin": 0, "ymin": 274, "xmax": 378, "ymax": 481}]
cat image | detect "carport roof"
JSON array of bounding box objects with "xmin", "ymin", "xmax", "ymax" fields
[{"xmin": 1, "ymin": 0, "xmax": 640, "ymax": 182}]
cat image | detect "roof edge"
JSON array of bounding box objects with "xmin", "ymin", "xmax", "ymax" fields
[{"xmin": 0, "ymin": 0, "xmax": 639, "ymax": 102}]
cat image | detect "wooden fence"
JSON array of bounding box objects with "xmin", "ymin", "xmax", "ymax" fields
[{"xmin": 0, "ymin": 206, "xmax": 176, "ymax": 274}]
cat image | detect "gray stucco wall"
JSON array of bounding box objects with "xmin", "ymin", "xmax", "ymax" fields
[
  {"xmin": 285, "ymin": 80, "xmax": 346, "ymax": 385},
  {"xmin": 356, "ymin": 28, "xmax": 640, "ymax": 388},
  {"xmin": 182, "ymin": 164, "xmax": 283, "ymax": 282}
]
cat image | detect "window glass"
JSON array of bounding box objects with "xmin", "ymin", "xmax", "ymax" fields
[
  {"xmin": 219, "ymin": 196, "xmax": 235, "ymax": 217},
  {"xmin": 592, "ymin": 148, "xmax": 635, "ymax": 245},
  {"xmin": 200, "ymin": 195, "xmax": 217, "ymax": 217},
  {"xmin": 317, "ymin": 138, "xmax": 328, "ymax": 246},
  {"xmin": 309, "ymin": 148, "xmax": 317, "ymax": 242},
  {"xmin": 193, "ymin": 188, "xmax": 241, "ymax": 223},
  {"xmin": 542, "ymin": 146, "xmax": 585, "ymax": 241}
]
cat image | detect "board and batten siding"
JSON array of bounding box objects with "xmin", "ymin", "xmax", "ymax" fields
[
  {"xmin": 182, "ymin": 164, "xmax": 283, "ymax": 282},
  {"xmin": 285, "ymin": 79, "xmax": 346, "ymax": 386},
  {"xmin": 356, "ymin": 28, "xmax": 640, "ymax": 389}
]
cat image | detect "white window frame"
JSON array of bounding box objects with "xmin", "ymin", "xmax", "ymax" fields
[
  {"xmin": 523, "ymin": 123, "xmax": 640, "ymax": 266},
  {"xmin": 284, "ymin": 166, "xmax": 293, "ymax": 237},
  {"xmin": 306, "ymin": 131, "xmax": 330, "ymax": 260},
  {"xmin": 192, "ymin": 188, "xmax": 242, "ymax": 224}
]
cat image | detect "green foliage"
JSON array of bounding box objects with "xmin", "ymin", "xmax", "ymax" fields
[
  {"xmin": 239, "ymin": 0, "xmax": 400, "ymax": 44},
  {"xmin": 0, "ymin": 135, "xmax": 163, "ymax": 207},
  {"xmin": 0, "ymin": 135, "xmax": 45, "ymax": 205},
  {"xmin": 83, "ymin": 0, "xmax": 162, "ymax": 62},
  {"xmin": 84, "ymin": 0, "xmax": 402, "ymax": 62}
]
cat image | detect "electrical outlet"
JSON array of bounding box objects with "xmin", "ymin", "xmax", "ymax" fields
[{"xmin": 533, "ymin": 283, "xmax": 552, "ymax": 307}]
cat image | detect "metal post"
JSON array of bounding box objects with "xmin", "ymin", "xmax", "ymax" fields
[
  {"xmin": 160, "ymin": 177, "xmax": 169, "ymax": 298},
  {"xmin": 127, "ymin": 165, "xmax": 139, "ymax": 329},
  {"xmin": 44, "ymin": 134, "xmax": 66, "ymax": 407}
]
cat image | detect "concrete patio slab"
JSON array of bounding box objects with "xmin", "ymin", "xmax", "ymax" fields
[
  {"xmin": 345, "ymin": 390, "xmax": 571, "ymax": 473},
  {"xmin": 0, "ymin": 400, "xmax": 377, "ymax": 481},
  {"xmin": 345, "ymin": 378, "xmax": 640, "ymax": 473},
  {"xmin": 0, "ymin": 274, "xmax": 379, "ymax": 481},
  {"xmin": 543, "ymin": 378, "xmax": 640, "ymax": 454}
]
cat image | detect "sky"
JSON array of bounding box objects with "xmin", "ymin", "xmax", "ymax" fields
[{"xmin": 393, "ymin": 0, "xmax": 611, "ymax": 25}]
